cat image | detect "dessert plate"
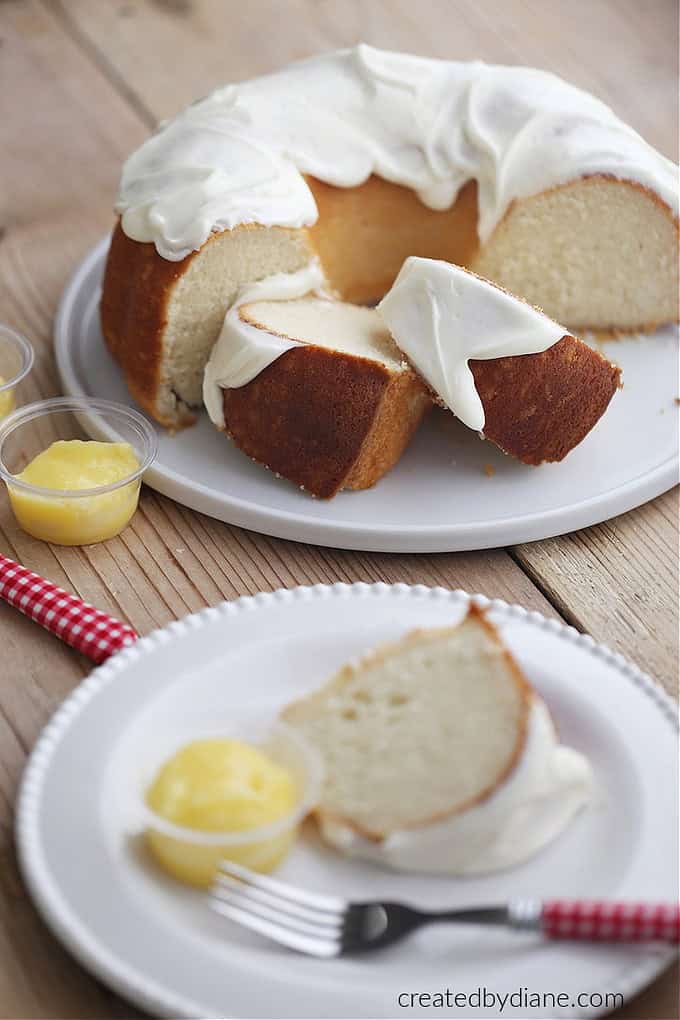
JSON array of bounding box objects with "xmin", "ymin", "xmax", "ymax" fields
[
  {"xmin": 55, "ymin": 239, "xmax": 679, "ymax": 553},
  {"xmin": 17, "ymin": 584, "xmax": 678, "ymax": 1019}
]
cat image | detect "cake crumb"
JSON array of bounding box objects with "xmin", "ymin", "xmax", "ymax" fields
[{"xmin": 484, "ymin": 463, "xmax": 495, "ymax": 478}]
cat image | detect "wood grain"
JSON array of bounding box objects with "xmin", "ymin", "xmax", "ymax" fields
[
  {"xmin": 50, "ymin": 0, "xmax": 678, "ymax": 157},
  {"xmin": 0, "ymin": 5, "xmax": 560, "ymax": 1016},
  {"xmin": 46, "ymin": 0, "xmax": 680, "ymax": 688},
  {"xmin": 0, "ymin": 0, "xmax": 677, "ymax": 1016},
  {"xmin": 515, "ymin": 488, "xmax": 679, "ymax": 695}
]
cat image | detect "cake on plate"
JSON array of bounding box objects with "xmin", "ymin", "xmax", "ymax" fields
[
  {"xmin": 378, "ymin": 257, "xmax": 621, "ymax": 464},
  {"xmin": 203, "ymin": 265, "xmax": 431, "ymax": 498},
  {"xmin": 281, "ymin": 605, "xmax": 592, "ymax": 874},
  {"xmin": 100, "ymin": 45, "xmax": 678, "ymax": 430},
  {"xmin": 203, "ymin": 257, "xmax": 619, "ymax": 494}
]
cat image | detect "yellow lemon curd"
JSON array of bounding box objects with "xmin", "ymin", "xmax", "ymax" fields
[
  {"xmin": 145, "ymin": 738, "xmax": 299, "ymax": 888},
  {"xmin": 8, "ymin": 440, "xmax": 140, "ymax": 545},
  {"xmin": 0, "ymin": 376, "xmax": 15, "ymax": 419}
]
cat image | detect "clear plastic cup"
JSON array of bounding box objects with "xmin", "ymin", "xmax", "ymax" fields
[
  {"xmin": 0, "ymin": 325, "xmax": 34, "ymax": 420},
  {"xmin": 0, "ymin": 397, "xmax": 157, "ymax": 545},
  {"xmin": 140, "ymin": 723, "xmax": 323, "ymax": 888}
]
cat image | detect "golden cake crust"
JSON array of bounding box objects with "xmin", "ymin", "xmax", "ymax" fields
[
  {"xmin": 472, "ymin": 336, "xmax": 621, "ymax": 464},
  {"xmin": 306, "ymin": 176, "xmax": 480, "ymax": 304},
  {"xmin": 221, "ymin": 345, "xmax": 431, "ymax": 499},
  {"xmin": 101, "ymin": 220, "xmax": 196, "ymax": 428}
]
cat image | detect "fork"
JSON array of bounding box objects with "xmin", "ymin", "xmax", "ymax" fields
[{"xmin": 210, "ymin": 861, "xmax": 680, "ymax": 957}]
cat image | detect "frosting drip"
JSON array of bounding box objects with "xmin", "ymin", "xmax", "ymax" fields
[
  {"xmin": 319, "ymin": 695, "xmax": 593, "ymax": 875},
  {"xmin": 203, "ymin": 261, "xmax": 326, "ymax": 427},
  {"xmin": 204, "ymin": 256, "xmax": 564, "ymax": 433},
  {"xmin": 117, "ymin": 45, "xmax": 678, "ymax": 261},
  {"xmin": 378, "ymin": 257, "xmax": 565, "ymax": 430}
]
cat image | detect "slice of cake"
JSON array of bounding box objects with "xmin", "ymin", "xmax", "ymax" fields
[
  {"xmin": 203, "ymin": 256, "xmax": 620, "ymax": 496},
  {"xmin": 281, "ymin": 606, "xmax": 591, "ymax": 873},
  {"xmin": 378, "ymin": 257, "xmax": 621, "ymax": 463},
  {"xmin": 204, "ymin": 274, "xmax": 431, "ymax": 498}
]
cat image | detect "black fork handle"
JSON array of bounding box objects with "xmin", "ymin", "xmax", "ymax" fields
[
  {"xmin": 425, "ymin": 906, "xmax": 514, "ymax": 927},
  {"xmin": 407, "ymin": 900, "xmax": 541, "ymax": 931},
  {"xmin": 347, "ymin": 901, "xmax": 541, "ymax": 952}
]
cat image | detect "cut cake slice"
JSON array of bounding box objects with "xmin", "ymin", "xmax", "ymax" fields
[{"xmin": 217, "ymin": 297, "xmax": 432, "ymax": 499}]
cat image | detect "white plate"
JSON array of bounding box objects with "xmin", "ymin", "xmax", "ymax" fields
[
  {"xmin": 54, "ymin": 238, "xmax": 679, "ymax": 553},
  {"xmin": 17, "ymin": 584, "xmax": 678, "ymax": 1019}
]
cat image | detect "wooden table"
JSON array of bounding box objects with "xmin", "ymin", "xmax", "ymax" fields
[{"xmin": 1, "ymin": 1, "xmax": 677, "ymax": 1016}]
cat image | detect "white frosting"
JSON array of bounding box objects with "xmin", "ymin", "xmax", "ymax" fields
[
  {"xmin": 320, "ymin": 696, "xmax": 592, "ymax": 875},
  {"xmin": 117, "ymin": 45, "xmax": 677, "ymax": 261},
  {"xmin": 203, "ymin": 261, "xmax": 326, "ymax": 427},
  {"xmin": 378, "ymin": 256, "xmax": 565, "ymax": 430},
  {"xmin": 204, "ymin": 254, "xmax": 564, "ymax": 432}
]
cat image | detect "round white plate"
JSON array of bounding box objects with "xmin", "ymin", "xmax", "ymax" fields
[
  {"xmin": 55, "ymin": 238, "xmax": 679, "ymax": 554},
  {"xmin": 17, "ymin": 584, "xmax": 678, "ymax": 1019}
]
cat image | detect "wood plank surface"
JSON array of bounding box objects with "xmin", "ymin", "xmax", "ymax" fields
[
  {"xmin": 47, "ymin": 0, "xmax": 680, "ymax": 686},
  {"xmin": 0, "ymin": 0, "xmax": 677, "ymax": 1017},
  {"xmin": 515, "ymin": 488, "xmax": 679, "ymax": 695},
  {"xmin": 51, "ymin": 0, "xmax": 679, "ymax": 157}
]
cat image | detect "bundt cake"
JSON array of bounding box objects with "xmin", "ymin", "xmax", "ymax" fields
[
  {"xmin": 281, "ymin": 605, "xmax": 592, "ymax": 873},
  {"xmin": 203, "ymin": 266, "xmax": 431, "ymax": 498},
  {"xmin": 101, "ymin": 45, "xmax": 678, "ymax": 432}
]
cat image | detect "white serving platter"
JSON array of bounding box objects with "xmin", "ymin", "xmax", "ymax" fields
[
  {"xmin": 55, "ymin": 239, "xmax": 679, "ymax": 552},
  {"xmin": 16, "ymin": 584, "xmax": 679, "ymax": 1019}
]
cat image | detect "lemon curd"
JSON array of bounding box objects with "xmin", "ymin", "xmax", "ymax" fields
[
  {"xmin": 8, "ymin": 439, "xmax": 141, "ymax": 545},
  {"xmin": 145, "ymin": 738, "xmax": 299, "ymax": 888},
  {"xmin": 0, "ymin": 377, "xmax": 15, "ymax": 420}
]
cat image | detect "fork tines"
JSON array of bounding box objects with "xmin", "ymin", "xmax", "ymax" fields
[{"xmin": 210, "ymin": 859, "xmax": 347, "ymax": 957}]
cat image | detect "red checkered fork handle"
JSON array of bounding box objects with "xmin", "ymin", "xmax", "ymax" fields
[
  {"xmin": 0, "ymin": 553, "xmax": 138, "ymax": 664},
  {"xmin": 541, "ymin": 900, "xmax": 680, "ymax": 942}
]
